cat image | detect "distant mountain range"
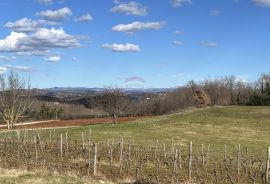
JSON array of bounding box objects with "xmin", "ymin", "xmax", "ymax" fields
[
  {"xmin": 43, "ymin": 87, "xmax": 174, "ymax": 95},
  {"xmin": 35, "ymin": 87, "xmax": 176, "ymax": 103}
]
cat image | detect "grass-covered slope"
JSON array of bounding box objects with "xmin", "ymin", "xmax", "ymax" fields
[{"xmin": 15, "ymin": 106, "xmax": 270, "ymax": 155}]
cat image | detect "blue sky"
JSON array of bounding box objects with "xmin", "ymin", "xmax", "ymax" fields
[{"xmin": 0, "ymin": 0, "xmax": 270, "ymax": 88}]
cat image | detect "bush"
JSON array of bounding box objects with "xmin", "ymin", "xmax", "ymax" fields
[{"xmin": 247, "ymin": 94, "xmax": 270, "ymax": 106}]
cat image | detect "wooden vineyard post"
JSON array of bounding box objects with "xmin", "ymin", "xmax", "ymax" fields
[
  {"xmin": 88, "ymin": 129, "xmax": 91, "ymax": 151},
  {"xmin": 266, "ymin": 147, "xmax": 270, "ymax": 184},
  {"xmin": 16, "ymin": 130, "xmax": 20, "ymax": 141},
  {"xmin": 23, "ymin": 129, "xmax": 26, "ymax": 144},
  {"xmin": 93, "ymin": 143, "xmax": 97, "ymax": 176},
  {"xmin": 205, "ymin": 144, "xmax": 210, "ymax": 178},
  {"xmin": 126, "ymin": 139, "xmax": 131, "ymax": 175},
  {"xmin": 35, "ymin": 136, "xmax": 38, "ymax": 167},
  {"xmin": 120, "ymin": 137, "xmax": 124, "ymax": 173},
  {"xmin": 245, "ymin": 146, "xmax": 249, "ymax": 175},
  {"xmin": 88, "ymin": 129, "xmax": 92, "ymax": 176},
  {"xmin": 60, "ymin": 134, "xmax": 63, "ymax": 159},
  {"xmin": 237, "ymin": 144, "xmax": 240, "ymax": 182},
  {"xmin": 84, "ymin": 130, "xmax": 87, "ymax": 145},
  {"xmin": 179, "ymin": 142, "xmax": 182, "ymax": 170},
  {"xmin": 188, "ymin": 141, "xmax": 192, "ymax": 181},
  {"xmin": 49, "ymin": 130, "xmax": 52, "ymax": 143},
  {"xmin": 163, "ymin": 144, "xmax": 167, "ymax": 159},
  {"xmin": 128, "ymin": 139, "xmax": 131, "ymax": 163},
  {"xmin": 66, "ymin": 130, "xmax": 68, "ymax": 154},
  {"xmin": 173, "ymin": 149, "xmax": 178, "ymax": 175},
  {"xmin": 37, "ymin": 133, "xmax": 40, "ymax": 141},
  {"xmin": 82, "ymin": 132, "xmax": 85, "ymax": 150},
  {"xmin": 201, "ymin": 144, "xmax": 205, "ymax": 168},
  {"xmin": 110, "ymin": 141, "xmax": 113, "ymax": 168},
  {"xmin": 224, "ymin": 144, "xmax": 227, "ymax": 159},
  {"xmin": 87, "ymin": 142, "xmax": 91, "ymax": 177},
  {"xmin": 155, "ymin": 139, "xmax": 158, "ymax": 159}
]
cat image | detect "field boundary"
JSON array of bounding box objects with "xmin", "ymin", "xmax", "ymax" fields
[
  {"xmin": 0, "ymin": 116, "xmax": 148, "ymax": 131},
  {"xmin": 0, "ymin": 120, "xmax": 59, "ymax": 128}
]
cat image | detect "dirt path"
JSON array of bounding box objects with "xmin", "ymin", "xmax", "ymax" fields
[
  {"xmin": 0, "ymin": 120, "xmax": 58, "ymax": 128},
  {"xmin": 0, "ymin": 116, "xmax": 148, "ymax": 130}
]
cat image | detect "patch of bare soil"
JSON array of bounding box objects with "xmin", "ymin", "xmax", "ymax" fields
[{"xmin": 0, "ymin": 116, "xmax": 148, "ymax": 130}]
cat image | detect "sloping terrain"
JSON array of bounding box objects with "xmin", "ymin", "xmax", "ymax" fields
[
  {"xmin": 1, "ymin": 106, "xmax": 270, "ymax": 155},
  {"xmin": 27, "ymin": 106, "xmax": 270, "ymax": 155}
]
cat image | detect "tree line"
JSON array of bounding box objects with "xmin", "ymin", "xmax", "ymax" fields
[
  {"xmin": 1, "ymin": 72, "xmax": 270, "ymax": 129},
  {"xmin": 123, "ymin": 74, "xmax": 270, "ymax": 116}
]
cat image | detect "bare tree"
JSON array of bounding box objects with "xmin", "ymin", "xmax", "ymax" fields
[
  {"xmin": 93, "ymin": 87, "xmax": 130, "ymax": 124},
  {"xmin": 0, "ymin": 71, "xmax": 33, "ymax": 129},
  {"xmin": 224, "ymin": 76, "xmax": 236, "ymax": 104}
]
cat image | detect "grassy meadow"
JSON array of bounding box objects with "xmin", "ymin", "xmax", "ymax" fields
[
  {"xmin": 21, "ymin": 106, "xmax": 270, "ymax": 156},
  {"xmin": 2, "ymin": 106, "xmax": 270, "ymax": 157}
]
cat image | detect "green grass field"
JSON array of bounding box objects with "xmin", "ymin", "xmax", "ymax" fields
[
  {"xmin": 24, "ymin": 106, "xmax": 270, "ymax": 156},
  {"xmin": 3, "ymin": 106, "xmax": 270, "ymax": 156}
]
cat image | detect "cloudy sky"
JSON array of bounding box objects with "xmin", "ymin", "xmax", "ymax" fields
[{"xmin": 0, "ymin": 0, "xmax": 269, "ymax": 88}]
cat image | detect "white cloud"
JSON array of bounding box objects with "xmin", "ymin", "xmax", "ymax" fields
[
  {"xmin": 74, "ymin": 14, "xmax": 93, "ymax": 22},
  {"xmin": 112, "ymin": 21, "xmax": 166, "ymax": 34},
  {"xmin": 0, "ymin": 56, "xmax": 16, "ymax": 62},
  {"xmin": 4, "ymin": 65, "xmax": 34, "ymax": 72},
  {"xmin": 172, "ymin": 40, "xmax": 183, "ymax": 45},
  {"xmin": 101, "ymin": 43, "xmax": 140, "ymax": 52},
  {"xmin": 111, "ymin": 1, "xmax": 148, "ymax": 16},
  {"xmin": 201, "ymin": 41, "xmax": 218, "ymax": 48},
  {"xmin": 252, "ymin": 0, "xmax": 270, "ymax": 7},
  {"xmin": 16, "ymin": 50, "xmax": 51, "ymax": 56},
  {"xmin": 172, "ymin": 0, "xmax": 192, "ymax": 7},
  {"xmin": 210, "ymin": 10, "xmax": 222, "ymax": 16},
  {"xmin": 38, "ymin": 19, "xmax": 61, "ymax": 26},
  {"xmin": 37, "ymin": 0, "xmax": 53, "ymax": 5},
  {"xmin": 37, "ymin": 7, "xmax": 72, "ymax": 22},
  {"xmin": 5, "ymin": 18, "xmax": 42, "ymax": 32},
  {"xmin": 0, "ymin": 32, "xmax": 27, "ymax": 52},
  {"xmin": 0, "ymin": 28, "xmax": 80, "ymax": 55},
  {"xmin": 46, "ymin": 55, "xmax": 61, "ymax": 62},
  {"xmin": 174, "ymin": 30, "xmax": 184, "ymax": 35},
  {"xmin": 27, "ymin": 28, "xmax": 80, "ymax": 48}
]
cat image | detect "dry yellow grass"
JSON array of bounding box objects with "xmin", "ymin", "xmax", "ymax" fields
[{"xmin": 0, "ymin": 168, "xmax": 116, "ymax": 184}]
